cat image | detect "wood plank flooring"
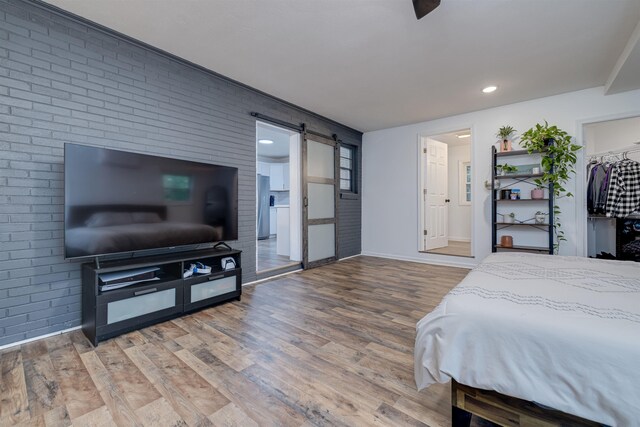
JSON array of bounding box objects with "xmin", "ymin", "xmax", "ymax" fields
[
  {"xmin": 257, "ymin": 237, "xmax": 299, "ymax": 272},
  {"xmin": 427, "ymin": 241, "xmax": 472, "ymax": 258},
  {"xmin": 0, "ymin": 256, "xmax": 470, "ymax": 426}
]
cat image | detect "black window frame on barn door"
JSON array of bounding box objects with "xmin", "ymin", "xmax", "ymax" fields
[{"xmin": 339, "ymin": 144, "xmax": 358, "ymax": 199}]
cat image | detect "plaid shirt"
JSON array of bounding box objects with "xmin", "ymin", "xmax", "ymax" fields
[{"xmin": 605, "ymin": 160, "xmax": 640, "ymax": 218}]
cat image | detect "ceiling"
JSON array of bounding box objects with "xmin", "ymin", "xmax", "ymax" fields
[
  {"xmin": 43, "ymin": 0, "xmax": 640, "ymax": 132},
  {"xmin": 606, "ymin": 20, "xmax": 640, "ymax": 95},
  {"xmin": 256, "ymin": 122, "xmax": 292, "ymax": 158}
]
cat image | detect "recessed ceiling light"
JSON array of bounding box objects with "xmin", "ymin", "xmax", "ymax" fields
[
  {"xmin": 457, "ymin": 134, "xmax": 471, "ymax": 139},
  {"xmin": 258, "ymin": 139, "xmax": 274, "ymax": 144},
  {"xmin": 482, "ymin": 85, "xmax": 497, "ymax": 94}
]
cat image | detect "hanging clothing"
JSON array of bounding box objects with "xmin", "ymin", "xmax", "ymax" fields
[
  {"xmin": 605, "ymin": 160, "xmax": 640, "ymax": 218},
  {"xmin": 587, "ymin": 163, "xmax": 608, "ymax": 214},
  {"xmin": 587, "ymin": 163, "xmax": 598, "ymax": 213},
  {"xmin": 597, "ymin": 164, "xmax": 613, "ymax": 215}
]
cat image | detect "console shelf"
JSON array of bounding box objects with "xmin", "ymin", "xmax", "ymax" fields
[
  {"xmin": 495, "ymin": 148, "xmax": 547, "ymax": 158},
  {"xmin": 82, "ymin": 247, "xmax": 242, "ymax": 346},
  {"xmin": 494, "ymin": 244, "xmax": 550, "ymax": 252},
  {"xmin": 495, "ymin": 198, "xmax": 549, "ymax": 202}
]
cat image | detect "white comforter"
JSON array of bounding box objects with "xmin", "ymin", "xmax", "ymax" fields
[{"xmin": 415, "ymin": 253, "xmax": 640, "ymax": 426}]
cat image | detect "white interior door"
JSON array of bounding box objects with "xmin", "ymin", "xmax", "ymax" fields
[{"xmin": 424, "ymin": 138, "xmax": 448, "ymax": 250}]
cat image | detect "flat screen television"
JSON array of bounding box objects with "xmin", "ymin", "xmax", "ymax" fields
[{"xmin": 64, "ymin": 143, "xmax": 238, "ymax": 260}]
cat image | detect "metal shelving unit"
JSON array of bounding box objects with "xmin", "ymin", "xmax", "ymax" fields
[
  {"xmin": 494, "ymin": 244, "xmax": 550, "ymax": 252},
  {"xmin": 496, "ymin": 198, "xmax": 549, "ymax": 202},
  {"xmin": 491, "ymin": 146, "xmax": 554, "ymax": 254}
]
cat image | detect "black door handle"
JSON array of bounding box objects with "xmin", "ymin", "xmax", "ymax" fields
[
  {"xmin": 134, "ymin": 288, "xmax": 157, "ymax": 296},
  {"xmin": 445, "ymin": 199, "xmax": 450, "ymax": 203}
]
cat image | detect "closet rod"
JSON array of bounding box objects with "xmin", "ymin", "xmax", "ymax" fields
[{"xmin": 589, "ymin": 142, "xmax": 640, "ymax": 157}]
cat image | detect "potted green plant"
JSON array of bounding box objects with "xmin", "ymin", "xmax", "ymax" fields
[
  {"xmin": 534, "ymin": 211, "xmax": 546, "ymax": 224},
  {"xmin": 496, "ymin": 163, "xmax": 518, "ymax": 176},
  {"xmin": 520, "ymin": 120, "xmax": 582, "ymax": 252},
  {"xmin": 496, "ymin": 125, "xmax": 517, "ymax": 152}
]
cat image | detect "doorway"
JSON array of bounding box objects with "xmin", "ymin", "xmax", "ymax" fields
[
  {"xmin": 256, "ymin": 122, "xmax": 302, "ymax": 274},
  {"xmin": 581, "ymin": 115, "xmax": 640, "ymax": 260},
  {"xmin": 418, "ymin": 129, "xmax": 473, "ymax": 257}
]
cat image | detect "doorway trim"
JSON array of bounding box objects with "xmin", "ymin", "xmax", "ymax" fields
[
  {"xmin": 417, "ymin": 126, "xmax": 475, "ymax": 258},
  {"xmin": 255, "ymin": 120, "xmax": 303, "ymax": 276}
]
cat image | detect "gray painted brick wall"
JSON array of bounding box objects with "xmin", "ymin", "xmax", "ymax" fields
[{"xmin": 0, "ymin": 0, "xmax": 362, "ymax": 347}]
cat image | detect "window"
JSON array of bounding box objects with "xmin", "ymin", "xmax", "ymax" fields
[
  {"xmin": 459, "ymin": 161, "xmax": 471, "ymax": 205},
  {"xmin": 339, "ymin": 145, "xmax": 356, "ymax": 193},
  {"xmin": 163, "ymin": 174, "xmax": 192, "ymax": 201}
]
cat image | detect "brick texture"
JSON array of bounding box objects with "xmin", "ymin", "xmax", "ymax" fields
[{"xmin": 0, "ymin": 0, "xmax": 362, "ymax": 346}]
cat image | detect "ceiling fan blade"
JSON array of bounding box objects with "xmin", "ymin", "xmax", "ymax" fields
[{"xmin": 412, "ymin": 0, "xmax": 441, "ymax": 19}]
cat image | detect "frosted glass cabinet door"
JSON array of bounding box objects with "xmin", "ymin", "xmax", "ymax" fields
[
  {"xmin": 107, "ymin": 288, "xmax": 176, "ymax": 325},
  {"xmin": 191, "ymin": 276, "xmax": 236, "ymax": 303}
]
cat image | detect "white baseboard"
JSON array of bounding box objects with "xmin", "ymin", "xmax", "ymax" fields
[
  {"xmin": 448, "ymin": 237, "xmax": 471, "ymax": 243},
  {"xmin": 361, "ymin": 251, "xmax": 477, "ymax": 269},
  {"xmin": 243, "ymin": 268, "xmax": 302, "ymax": 287},
  {"xmin": 0, "ymin": 326, "xmax": 81, "ymax": 352}
]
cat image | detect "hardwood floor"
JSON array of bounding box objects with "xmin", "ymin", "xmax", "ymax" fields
[
  {"xmin": 427, "ymin": 240, "xmax": 472, "ymax": 258},
  {"xmin": 0, "ymin": 256, "xmax": 470, "ymax": 427},
  {"xmin": 257, "ymin": 237, "xmax": 298, "ymax": 272}
]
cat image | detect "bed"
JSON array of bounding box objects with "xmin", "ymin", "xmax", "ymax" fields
[
  {"xmin": 415, "ymin": 252, "xmax": 640, "ymax": 426},
  {"xmin": 65, "ymin": 205, "xmax": 222, "ymax": 258}
]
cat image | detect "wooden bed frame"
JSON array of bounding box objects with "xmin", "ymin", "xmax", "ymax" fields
[{"xmin": 451, "ymin": 380, "xmax": 601, "ymax": 426}]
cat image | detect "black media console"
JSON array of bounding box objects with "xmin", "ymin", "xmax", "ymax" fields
[{"xmin": 81, "ymin": 248, "xmax": 242, "ymax": 346}]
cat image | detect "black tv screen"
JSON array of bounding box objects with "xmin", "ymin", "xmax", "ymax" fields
[{"xmin": 64, "ymin": 143, "xmax": 238, "ymax": 259}]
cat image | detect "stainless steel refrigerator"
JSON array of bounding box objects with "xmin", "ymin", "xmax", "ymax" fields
[{"xmin": 257, "ymin": 174, "xmax": 270, "ymax": 240}]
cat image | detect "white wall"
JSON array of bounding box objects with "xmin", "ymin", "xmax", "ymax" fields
[
  {"xmin": 584, "ymin": 115, "xmax": 640, "ymax": 155},
  {"xmin": 446, "ymin": 143, "xmax": 471, "ymax": 241},
  {"xmin": 362, "ymin": 87, "xmax": 640, "ymax": 267}
]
